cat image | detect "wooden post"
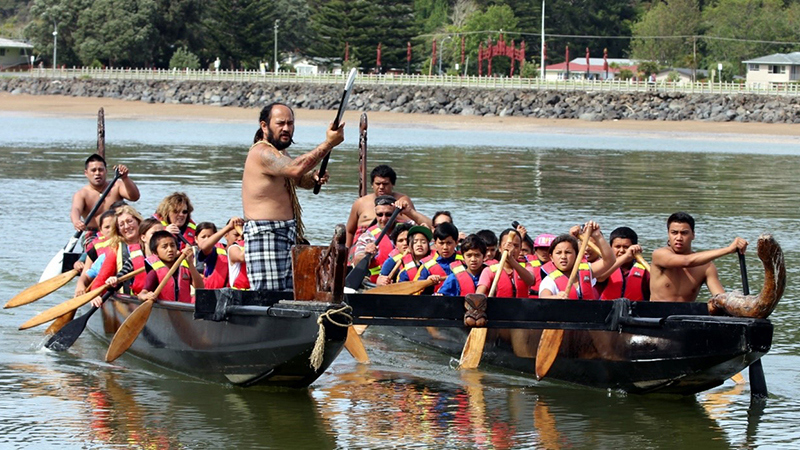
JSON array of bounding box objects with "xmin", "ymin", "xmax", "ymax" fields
[{"xmin": 97, "ymin": 108, "xmax": 105, "ymax": 159}]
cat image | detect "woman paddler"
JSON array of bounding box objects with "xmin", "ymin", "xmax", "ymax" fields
[
  {"xmin": 397, "ymin": 226, "xmax": 433, "ymax": 282},
  {"xmin": 538, "ymin": 221, "xmax": 615, "ymax": 299},
  {"xmin": 153, "ymin": 192, "xmax": 197, "ymax": 248},
  {"xmin": 88, "ymin": 205, "xmax": 148, "ymax": 306}
]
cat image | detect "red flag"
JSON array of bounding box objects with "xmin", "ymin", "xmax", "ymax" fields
[
  {"xmin": 345, "ymin": 42, "xmax": 349, "ymax": 62},
  {"xmin": 377, "ymin": 42, "xmax": 382, "ymax": 68},
  {"xmin": 586, "ymin": 47, "xmax": 590, "ymax": 78},
  {"xmin": 430, "ymin": 39, "xmax": 437, "ymax": 76},
  {"xmin": 603, "ymin": 48, "xmax": 608, "ymax": 73},
  {"xmin": 407, "ymin": 41, "xmax": 412, "ymax": 63},
  {"xmin": 565, "ymin": 45, "xmax": 569, "ymax": 76}
]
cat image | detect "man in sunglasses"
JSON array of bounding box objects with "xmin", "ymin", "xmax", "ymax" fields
[{"xmin": 350, "ymin": 195, "xmax": 430, "ymax": 283}]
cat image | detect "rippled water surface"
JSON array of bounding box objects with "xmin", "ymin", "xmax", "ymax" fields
[{"xmin": 1, "ymin": 111, "xmax": 799, "ymax": 449}]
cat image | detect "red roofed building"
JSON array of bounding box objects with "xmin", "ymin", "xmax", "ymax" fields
[{"xmin": 545, "ymin": 57, "xmax": 638, "ymax": 81}]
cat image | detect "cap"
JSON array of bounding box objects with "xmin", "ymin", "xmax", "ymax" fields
[
  {"xmin": 375, "ymin": 195, "xmax": 395, "ymax": 206},
  {"xmin": 534, "ymin": 234, "xmax": 556, "ymax": 248},
  {"xmin": 407, "ymin": 225, "xmax": 432, "ymax": 242}
]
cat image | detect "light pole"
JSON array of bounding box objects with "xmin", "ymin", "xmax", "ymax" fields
[
  {"xmin": 273, "ymin": 19, "xmax": 279, "ymax": 74},
  {"xmin": 52, "ymin": 22, "xmax": 58, "ymax": 69},
  {"xmin": 540, "ymin": 0, "xmax": 545, "ymax": 79},
  {"xmin": 438, "ymin": 36, "xmax": 451, "ymax": 75}
]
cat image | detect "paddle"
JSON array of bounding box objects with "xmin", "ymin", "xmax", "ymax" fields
[
  {"xmin": 740, "ymin": 250, "xmax": 768, "ymax": 398},
  {"xmin": 536, "ymin": 226, "xmax": 592, "ymax": 380},
  {"xmin": 313, "ymin": 67, "xmax": 357, "ymax": 195},
  {"xmin": 344, "ymin": 326, "xmax": 370, "ymax": 364},
  {"xmin": 105, "ymin": 252, "xmax": 188, "ymax": 362},
  {"xmin": 5, "ymin": 268, "xmax": 79, "ymax": 309},
  {"xmin": 458, "ymin": 231, "xmax": 514, "ymax": 370},
  {"xmin": 40, "ymin": 167, "xmax": 122, "ymax": 282},
  {"xmin": 19, "ymin": 267, "xmax": 145, "ymax": 330},
  {"xmin": 45, "ymin": 289, "xmax": 115, "ymax": 351},
  {"xmin": 344, "ymin": 206, "xmax": 402, "ymax": 290},
  {"xmin": 365, "ymin": 278, "xmax": 436, "ymax": 295},
  {"xmin": 634, "ymin": 253, "xmax": 651, "ymax": 272}
]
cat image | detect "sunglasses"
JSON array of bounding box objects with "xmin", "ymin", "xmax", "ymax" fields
[
  {"xmin": 176, "ymin": 210, "xmax": 189, "ymax": 214},
  {"xmin": 375, "ymin": 212, "xmax": 393, "ymax": 217}
]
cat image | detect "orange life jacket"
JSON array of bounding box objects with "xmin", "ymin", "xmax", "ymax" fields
[
  {"xmin": 599, "ymin": 263, "xmax": 648, "ymax": 301},
  {"xmin": 484, "ymin": 262, "xmax": 531, "ymax": 298},
  {"xmin": 151, "ymin": 258, "xmax": 193, "ymax": 303}
]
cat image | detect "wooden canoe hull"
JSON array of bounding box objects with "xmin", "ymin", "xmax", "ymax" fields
[
  {"xmin": 87, "ymin": 289, "xmax": 349, "ymax": 388},
  {"xmin": 346, "ymin": 294, "xmax": 772, "ymax": 395}
]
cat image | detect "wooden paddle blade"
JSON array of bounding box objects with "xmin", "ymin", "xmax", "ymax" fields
[
  {"xmin": 344, "ymin": 326, "xmax": 369, "ymax": 364},
  {"xmin": 535, "ymin": 329, "xmax": 564, "ymax": 379},
  {"xmin": 5, "ymin": 269, "xmax": 78, "ymax": 308},
  {"xmin": 458, "ymin": 328, "xmax": 487, "ymax": 369},
  {"xmin": 731, "ymin": 372, "xmax": 745, "ymax": 384},
  {"xmin": 46, "ymin": 309, "xmax": 76, "ymax": 335},
  {"xmin": 19, "ymin": 286, "xmax": 106, "ymax": 330},
  {"xmin": 105, "ymin": 300, "xmax": 155, "ymax": 362},
  {"xmin": 352, "ymin": 324, "xmax": 368, "ymax": 335},
  {"xmin": 365, "ymin": 279, "xmax": 435, "ymax": 295}
]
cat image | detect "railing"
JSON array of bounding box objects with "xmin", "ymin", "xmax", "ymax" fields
[{"xmin": 4, "ymin": 67, "xmax": 800, "ymax": 96}]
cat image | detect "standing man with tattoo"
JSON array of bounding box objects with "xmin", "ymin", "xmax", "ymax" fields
[{"xmin": 242, "ymin": 102, "xmax": 345, "ymax": 290}]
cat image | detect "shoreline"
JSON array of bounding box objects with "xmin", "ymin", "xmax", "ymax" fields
[{"xmin": 2, "ymin": 92, "xmax": 799, "ymax": 140}]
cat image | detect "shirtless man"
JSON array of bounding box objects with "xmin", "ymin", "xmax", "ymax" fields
[
  {"xmin": 650, "ymin": 212, "xmax": 747, "ymax": 302},
  {"xmin": 345, "ymin": 165, "xmax": 430, "ymax": 247},
  {"xmin": 70, "ymin": 154, "xmax": 140, "ymax": 233},
  {"xmin": 242, "ymin": 102, "xmax": 344, "ymax": 290}
]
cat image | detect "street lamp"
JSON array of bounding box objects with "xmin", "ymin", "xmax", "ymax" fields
[
  {"xmin": 274, "ymin": 19, "xmax": 279, "ymax": 74},
  {"xmin": 540, "ymin": 0, "xmax": 545, "ymax": 79},
  {"xmin": 52, "ymin": 22, "xmax": 58, "ymax": 69},
  {"xmin": 438, "ymin": 36, "xmax": 451, "ymax": 75}
]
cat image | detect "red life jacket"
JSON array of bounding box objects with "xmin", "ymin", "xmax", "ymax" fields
[
  {"xmin": 202, "ymin": 243, "xmax": 229, "ymax": 289},
  {"xmin": 399, "ymin": 252, "xmax": 422, "ymax": 281},
  {"xmin": 228, "ymin": 240, "xmax": 250, "ymax": 290},
  {"xmin": 90, "ymin": 243, "xmax": 146, "ymax": 295},
  {"xmin": 599, "ymin": 263, "xmax": 649, "ymax": 301},
  {"xmin": 415, "ymin": 252, "xmax": 464, "ymax": 291},
  {"xmin": 484, "ymin": 262, "xmax": 531, "ymax": 298},
  {"xmin": 151, "ymin": 258, "xmax": 193, "ymax": 303},
  {"xmin": 365, "ymin": 224, "xmax": 396, "ymax": 282},
  {"xmin": 451, "ymin": 263, "xmax": 478, "ymax": 295},
  {"xmin": 545, "ymin": 262, "xmax": 598, "ymax": 300},
  {"xmin": 525, "ymin": 258, "xmax": 544, "ymax": 298},
  {"xmin": 155, "ymin": 214, "xmax": 196, "ymax": 248}
]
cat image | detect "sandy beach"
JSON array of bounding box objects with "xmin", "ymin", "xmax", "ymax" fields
[{"xmin": 1, "ymin": 92, "xmax": 798, "ymax": 140}]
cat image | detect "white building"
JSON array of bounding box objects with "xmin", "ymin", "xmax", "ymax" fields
[
  {"xmin": 544, "ymin": 57, "xmax": 637, "ymax": 81},
  {"xmin": 0, "ymin": 37, "xmax": 34, "ymax": 70},
  {"xmin": 743, "ymin": 52, "xmax": 800, "ymax": 86}
]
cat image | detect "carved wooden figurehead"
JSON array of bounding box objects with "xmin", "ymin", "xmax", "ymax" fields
[{"xmin": 292, "ymin": 224, "xmax": 347, "ymax": 302}]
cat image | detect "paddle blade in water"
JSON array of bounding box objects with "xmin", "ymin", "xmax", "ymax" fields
[
  {"xmin": 45, "ymin": 306, "xmax": 97, "ymax": 351},
  {"xmin": 535, "ymin": 329, "xmax": 564, "ymax": 379},
  {"xmin": 458, "ymin": 328, "xmax": 487, "ymax": 370},
  {"xmin": 344, "ymin": 326, "xmax": 369, "ymax": 364},
  {"xmin": 5, "ymin": 269, "xmax": 78, "ymax": 309}
]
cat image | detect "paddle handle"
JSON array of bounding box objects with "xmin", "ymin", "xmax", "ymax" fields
[
  {"xmin": 488, "ymin": 231, "xmax": 515, "ymax": 297},
  {"xmin": 634, "ymin": 253, "xmax": 651, "ymax": 272},
  {"xmin": 151, "ymin": 252, "xmax": 188, "ymax": 299},
  {"xmin": 313, "ymin": 70, "xmax": 357, "ymax": 195},
  {"xmin": 738, "ymin": 251, "xmax": 749, "ymax": 295},
  {"xmin": 387, "ymin": 250, "xmax": 408, "ymax": 280},
  {"xmin": 566, "ymin": 227, "xmax": 593, "ymax": 295}
]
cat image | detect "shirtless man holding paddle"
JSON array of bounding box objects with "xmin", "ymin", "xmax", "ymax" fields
[
  {"xmin": 650, "ymin": 212, "xmax": 747, "ymax": 302},
  {"xmin": 70, "ymin": 154, "xmax": 140, "ymax": 233},
  {"xmin": 242, "ymin": 102, "xmax": 344, "ymax": 290}
]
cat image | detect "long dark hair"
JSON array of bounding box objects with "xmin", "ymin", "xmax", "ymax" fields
[{"xmin": 254, "ymin": 102, "xmax": 293, "ymax": 143}]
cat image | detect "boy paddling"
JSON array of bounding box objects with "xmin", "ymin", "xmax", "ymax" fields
[
  {"xmin": 71, "ymin": 154, "xmax": 140, "ymax": 234},
  {"xmin": 650, "ymin": 212, "xmax": 747, "ymax": 302}
]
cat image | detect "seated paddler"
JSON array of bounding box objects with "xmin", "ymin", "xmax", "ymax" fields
[
  {"xmin": 595, "ymin": 226, "xmax": 650, "ymax": 301},
  {"xmin": 351, "ymin": 195, "xmax": 410, "ymax": 283},
  {"xmin": 138, "ymin": 230, "xmax": 203, "ymax": 304},
  {"xmin": 411, "ymin": 222, "xmax": 464, "ymax": 291},
  {"xmin": 437, "ymin": 234, "xmax": 487, "ymax": 296},
  {"xmin": 477, "ymin": 229, "xmax": 537, "ymax": 298}
]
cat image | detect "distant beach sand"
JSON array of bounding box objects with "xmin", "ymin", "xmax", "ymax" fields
[{"xmin": 1, "ymin": 93, "xmax": 798, "ymax": 142}]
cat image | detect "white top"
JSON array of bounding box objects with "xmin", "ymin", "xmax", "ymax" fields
[{"xmin": 539, "ymin": 272, "xmax": 596, "ymax": 297}]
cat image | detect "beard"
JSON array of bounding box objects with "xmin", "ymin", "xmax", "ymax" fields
[{"xmin": 267, "ymin": 127, "xmax": 294, "ymax": 151}]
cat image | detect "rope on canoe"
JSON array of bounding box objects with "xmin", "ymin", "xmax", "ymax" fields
[{"xmin": 310, "ymin": 304, "xmax": 353, "ymax": 371}]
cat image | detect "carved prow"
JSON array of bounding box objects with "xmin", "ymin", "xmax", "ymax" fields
[{"xmin": 708, "ymin": 234, "xmax": 785, "ymax": 319}]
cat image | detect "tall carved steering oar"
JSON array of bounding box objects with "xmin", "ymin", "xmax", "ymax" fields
[{"xmin": 739, "ymin": 250, "xmax": 768, "ymax": 398}]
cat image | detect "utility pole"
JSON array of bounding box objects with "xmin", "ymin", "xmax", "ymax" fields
[
  {"xmin": 540, "ymin": 0, "xmax": 545, "ymax": 79},
  {"xmin": 274, "ymin": 19, "xmax": 279, "ymax": 74},
  {"xmin": 52, "ymin": 22, "xmax": 58, "ymax": 69}
]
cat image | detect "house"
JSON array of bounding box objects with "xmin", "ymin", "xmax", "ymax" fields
[
  {"xmin": 655, "ymin": 68, "xmax": 709, "ymax": 84},
  {"xmin": 743, "ymin": 52, "xmax": 800, "ymax": 86},
  {"xmin": 0, "ymin": 37, "xmax": 34, "ymax": 70},
  {"xmin": 544, "ymin": 58, "xmax": 638, "ymax": 81}
]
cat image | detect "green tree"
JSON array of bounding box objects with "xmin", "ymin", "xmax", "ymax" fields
[
  {"xmin": 703, "ymin": 0, "xmax": 792, "ymax": 75},
  {"xmin": 631, "ymin": 0, "xmax": 701, "ymax": 66},
  {"xmin": 169, "ymin": 46, "xmax": 200, "ymax": 69},
  {"xmin": 72, "ymin": 0, "xmax": 158, "ymax": 66},
  {"xmin": 458, "ymin": 4, "xmax": 518, "ymax": 76},
  {"xmin": 150, "ymin": 0, "xmax": 207, "ymax": 68},
  {"xmin": 415, "ymin": 0, "xmax": 449, "ymax": 33},
  {"xmin": 24, "ymin": 0, "xmax": 90, "ymax": 67},
  {"xmin": 545, "ymin": 0, "xmax": 638, "ymax": 63},
  {"xmin": 202, "ymin": 0, "xmax": 274, "ymax": 69}
]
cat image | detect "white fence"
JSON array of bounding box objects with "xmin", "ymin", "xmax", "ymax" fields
[{"xmin": 6, "ymin": 67, "xmax": 800, "ymax": 96}]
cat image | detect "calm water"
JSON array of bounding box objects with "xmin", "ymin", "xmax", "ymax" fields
[{"xmin": 1, "ymin": 111, "xmax": 800, "ymax": 449}]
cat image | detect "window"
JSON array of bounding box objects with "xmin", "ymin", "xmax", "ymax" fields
[
  {"xmin": 768, "ymin": 65, "xmax": 786, "ymax": 74},
  {"xmin": 0, "ymin": 49, "xmax": 5, "ymax": 56},
  {"xmin": 748, "ymin": 64, "xmax": 759, "ymax": 71}
]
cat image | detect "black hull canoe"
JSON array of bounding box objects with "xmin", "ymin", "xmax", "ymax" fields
[
  {"xmin": 87, "ymin": 288, "xmax": 350, "ymax": 388},
  {"xmin": 347, "ymin": 294, "xmax": 772, "ymax": 395}
]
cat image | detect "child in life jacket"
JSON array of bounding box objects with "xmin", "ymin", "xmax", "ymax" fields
[
  {"xmin": 376, "ymin": 223, "xmax": 412, "ymax": 285},
  {"xmin": 138, "ymin": 218, "xmax": 165, "ymax": 260},
  {"xmin": 412, "ymin": 222, "xmax": 464, "ymax": 291},
  {"xmin": 74, "ymin": 209, "xmax": 120, "ymax": 296},
  {"xmin": 397, "ymin": 226, "xmax": 433, "ymax": 283},
  {"xmin": 538, "ymin": 221, "xmax": 615, "ymax": 299},
  {"xmin": 194, "ymin": 217, "xmax": 244, "ymax": 289},
  {"xmin": 476, "ymin": 229, "xmax": 537, "ymax": 298},
  {"xmin": 437, "ymin": 235, "xmax": 487, "ymax": 296},
  {"xmin": 225, "ymin": 223, "xmax": 250, "ymax": 289},
  {"xmin": 138, "ymin": 231, "xmax": 203, "ymax": 303},
  {"xmin": 476, "ymin": 229, "xmax": 499, "ymax": 264},
  {"xmin": 595, "ymin": 226, "xmax": 650, "ymax": 301}
]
